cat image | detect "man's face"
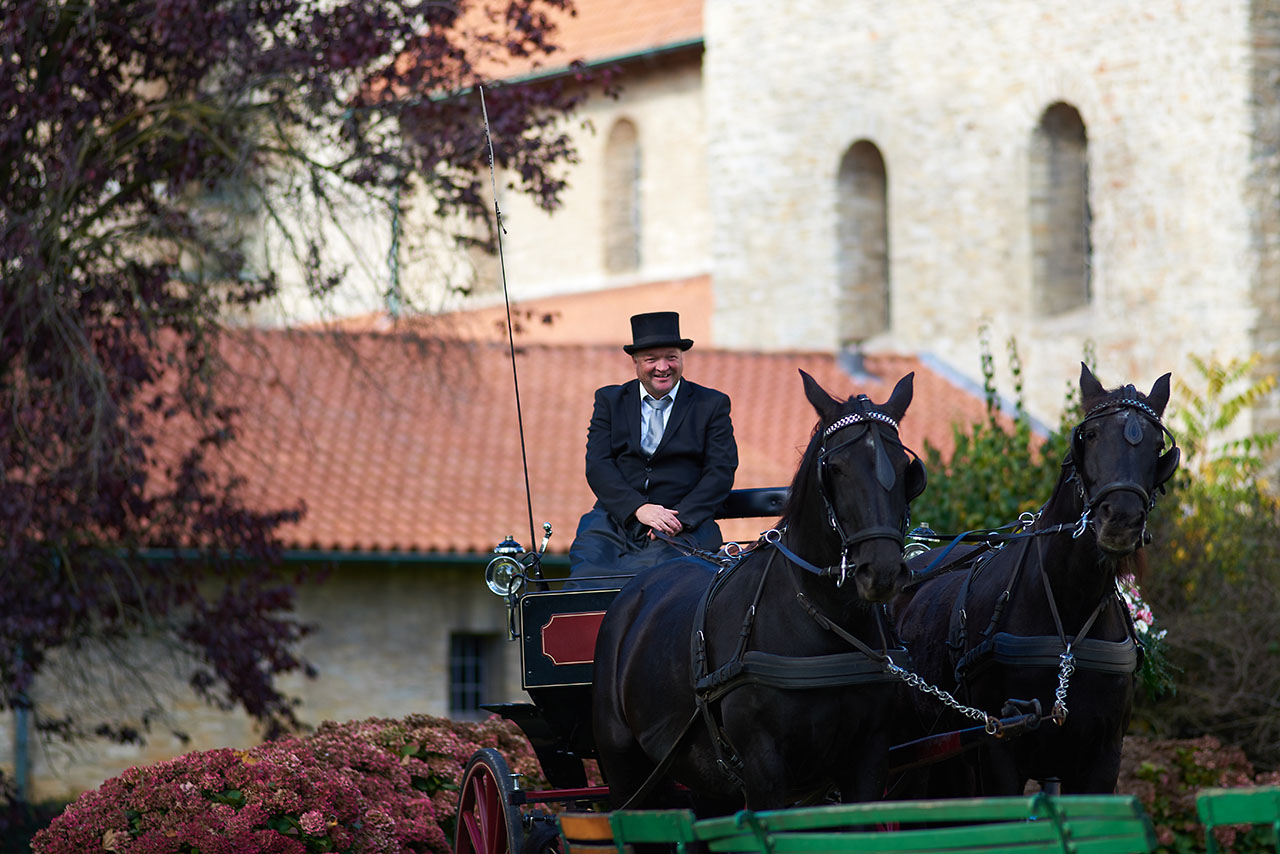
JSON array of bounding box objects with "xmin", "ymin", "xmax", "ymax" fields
[{"xmin": 633, "ymin": 347, "xmax": 683, "ymax": 398}]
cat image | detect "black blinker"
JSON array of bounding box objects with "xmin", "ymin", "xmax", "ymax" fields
[
  {"xmin": 1123, "ymin": 414, "xmax": 1143, "ymax": 446},
  {"xmin": 873, "ymin": 435, "xmax": 896, "ymax": 492}
]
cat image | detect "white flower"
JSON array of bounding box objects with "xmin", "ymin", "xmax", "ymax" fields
[{"xmin": 1118, "ymin": 574, "xmax": 1164, "ymax": 639}]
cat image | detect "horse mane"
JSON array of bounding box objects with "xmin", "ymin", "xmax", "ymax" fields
[
  {"xmin": 777, "ymin": 421, "xmax": 826, "ymax": 532},
  {"xmin": 1117, "ymin": 549, "xmax": 1146, "ymax": 585},
  {"xmin": 1081, "ymin": 380, "xmax": 1158, "ymax": 414}
]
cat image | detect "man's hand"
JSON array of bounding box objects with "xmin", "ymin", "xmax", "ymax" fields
[{"xmin": 635, "ymin": 503, "xmax": 682, "ymax": 537}]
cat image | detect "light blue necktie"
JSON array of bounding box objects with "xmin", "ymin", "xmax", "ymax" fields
[{"xmin": 642, "ymin": 396, "xmax": 672, "ymax": 456}]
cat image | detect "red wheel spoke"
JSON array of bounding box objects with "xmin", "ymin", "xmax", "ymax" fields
[
  {"xmin": 460, "ymin": 762, "xmax": 508, "ymax": 854},
  {"xmin": 455, "ymin": 750, "xmax": 520, "ymax": 854}
]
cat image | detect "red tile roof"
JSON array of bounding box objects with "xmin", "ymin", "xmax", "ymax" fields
[
  {"xmin": 535, "ymin": 0, "xmax": 702, "ymax": 67},
  {"xmin": 318, "ymin": 277, "xmax": 715, "ymax": 346},
  {"xmin": 213, "ymin": 331, "xmax": 990, "ymax": 555},
  {"xmin": 212, "ymin": 327, "xmax": 988, "ymax": 555},
  {"xmin": 368, "ymin": 0, "xmax": 701, "ymax": 104}
]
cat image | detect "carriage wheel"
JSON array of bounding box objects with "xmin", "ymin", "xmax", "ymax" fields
[{"xmin": 455, "ymin": 748, "xmax": 526, "ymax": 854}]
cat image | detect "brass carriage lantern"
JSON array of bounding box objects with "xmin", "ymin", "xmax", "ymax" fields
[{"xmin": 485, "ymin": 535, "xmax": 525, "ymax": 597}]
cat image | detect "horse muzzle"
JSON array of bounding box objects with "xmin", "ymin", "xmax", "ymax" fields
[
  {"xmin": 851, "ymin": 555, "xmax": 910, "ymax": 603},
  {"xmin": 1091, "ymin": 482, "xmax": 1151, "ymax": 556}
]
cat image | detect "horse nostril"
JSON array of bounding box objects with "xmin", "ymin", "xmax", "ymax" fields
[{"xmin": 1098, "ymin": 497, "xmax": 1147, "ymax": 535}]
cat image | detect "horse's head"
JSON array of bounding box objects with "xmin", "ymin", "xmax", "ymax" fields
[
  {"xmin": 788, "ymin": 370, "xmax": 926, "ymax": 603},
  {"xmin": 1070, "ymin": 363, "xmax": 1180, "ymax": 557}
]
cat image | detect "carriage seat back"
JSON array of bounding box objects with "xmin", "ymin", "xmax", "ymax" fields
[
  {"xmin": 1198, "ymin": 786, "xmax": 1280, "ymax": 854},
  {"xmin": 608, "ymin": 794, "xmax": 1157, "ymax": 854},
  {"xmin": 715, "ymin": 487, "xmax": 788, "ymax": 520}
]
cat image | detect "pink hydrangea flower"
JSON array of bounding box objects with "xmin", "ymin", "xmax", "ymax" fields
[{"xmin": 299, "ymin": 810, "xmax": 326, "ymax": 836}]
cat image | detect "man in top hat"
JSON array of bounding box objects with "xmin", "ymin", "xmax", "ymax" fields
[{"xmin": 567, "ymin": 311, "xmax": 738, "ymax": 587}]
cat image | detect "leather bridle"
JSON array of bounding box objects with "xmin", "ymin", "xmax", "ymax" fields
[
  {"xmin": 816, "ymin": 396, "xmax": 926, "ymax": 582},
  {"xmin": 1065, "ymin": 392, "xmax": 1180, "ymax": 539}
]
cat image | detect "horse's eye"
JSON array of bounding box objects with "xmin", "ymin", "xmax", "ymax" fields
[{"xmin": 1082, "ymin": 429, "xmax": 1097, "ymax": 442}]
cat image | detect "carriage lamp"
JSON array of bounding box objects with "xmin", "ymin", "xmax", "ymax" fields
[
  {"xmin": 903, "ymin": 522, "xmax": 939, "ymax": 560},
  {"xmin": 485, "ymin": 535, "xmax": 526, "ymax": 597}
]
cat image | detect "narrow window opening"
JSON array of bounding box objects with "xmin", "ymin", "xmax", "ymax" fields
[
  {"xmin": 836, "ymin": 140, "xmax": 890, "ymax": 346},
  {"xmin": 1030, "ymin": 102, "xmax": 1091, "ymax": 314},
  {"xmin": 604, "ymin": 119, "xmax": 641, "ymax": 273},
  {"xmin": 449, "ymin": 633, "xmax": 497, "ymax": 720}
]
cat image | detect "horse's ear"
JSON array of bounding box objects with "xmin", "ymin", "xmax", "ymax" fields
[
  {"xmin": 1146, "ymin": 373, "xmax": 1172, "ymax": 416},
  {"xmin": 800, "ymin": 369, "xmax": 840, "ymax": 422},
  {"xmin": 882, "ymin": 372, "xmax": 915, "ymax": 422},
  {"xmin": 1080, "ymin": 362, "xmax": 1105, "ymax": 402}
]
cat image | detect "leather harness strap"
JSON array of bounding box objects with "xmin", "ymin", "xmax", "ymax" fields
[
  {"xmin": 951, "ymin": 533, "xmax": 1139, "ymax": 692},
  {"xmin": 679, "ymin": 541, "xmax": 912, "ymax": 797}
]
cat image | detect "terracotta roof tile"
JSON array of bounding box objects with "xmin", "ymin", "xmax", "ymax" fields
[
  {"xmin": 538, "ymin": 0, "xmax": 702, "ymax": 66},
  {"xmin": 371, "ymin": 0, "xmax": 702, "ymax": 100},
  {"xmin": 213, "ymin": 331, "xmax": 990, "ymax": 555},
  {"xmin": 320, "ymin": 277, "xmax": 716, "ymax": 347}
]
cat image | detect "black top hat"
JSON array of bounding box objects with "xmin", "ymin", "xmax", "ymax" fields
[{"xmin": 624, "ymin": 311, "xmax": 694, "ymax": 355}]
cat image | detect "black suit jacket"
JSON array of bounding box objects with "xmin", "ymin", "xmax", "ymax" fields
[{"xmin": 585, "ymin": 379, "xmax": 738, "ymax": 533}]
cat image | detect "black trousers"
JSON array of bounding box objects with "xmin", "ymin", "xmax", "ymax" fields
[{"xmin": 566, "ymin": 507, "xmax": 722, "ymax": 590}]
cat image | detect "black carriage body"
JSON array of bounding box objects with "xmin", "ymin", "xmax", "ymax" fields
[
  {"xmin": 520, "ymin": 588, "xmax": 618, "ymax": 689},
  {"xmin": 485, "ymin": 587, "xmax": 620, "ymax": 789},
  {"xmin": 483, "ymin": 488, "xmax": 789, "ymax": 791}
]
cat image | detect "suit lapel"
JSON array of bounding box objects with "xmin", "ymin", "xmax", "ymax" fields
[
  {"xmin": 657, "ymin": 381, "xmax": 695, "ymax": 453},
  {"xmin": 623, "ymin": 380, "xmax": 644, "ymax": 450}
]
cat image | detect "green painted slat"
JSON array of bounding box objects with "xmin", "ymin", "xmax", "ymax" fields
[
  {"xmin": 1197, "ymin": 787, "xmax": 1280, "ymax": 854},
  {"xmin": 612, "ymin": 795, "xmax": 1156, "ymax": 854},
  {"xmin": 763, "ymin": 822, "xmax": 1060, "ymax": 853},
  {"xmin": 1198, "ymin": 787, "xmax": 1280, "ymax": 826},
  {"xmin": 610, "ymin": 809, "xmax": 701, "ymax": 845},
  {"xmin": 698, "ymin": 797, "xmax": 1042, "ymax": 835}
]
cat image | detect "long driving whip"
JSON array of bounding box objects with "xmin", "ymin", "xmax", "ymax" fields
[{"xmin": 479, "ymin": 86, "xmax": 540, "ymax": 571}]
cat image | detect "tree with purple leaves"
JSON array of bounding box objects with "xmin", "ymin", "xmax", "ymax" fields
[{"xmin": 0, "ymin": 0, "xmax": 596, "ymax": 783}]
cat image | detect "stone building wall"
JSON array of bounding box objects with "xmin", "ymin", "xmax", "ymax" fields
[
  {"xmin": 406, "ymin": 54, "xmax": 711, "ymax": 313},
  {"xmin": 706, "ymin": 0, "xmax": 1268, "ymax": 422},
  {"xmin": 1248, "ymin": 0, "xmax": 1280, "ymax": 440}
]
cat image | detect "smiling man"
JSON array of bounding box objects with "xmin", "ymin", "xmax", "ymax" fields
[{"xmin": 567, "ymin": 312, "xmax": 738, "ymax": 588}]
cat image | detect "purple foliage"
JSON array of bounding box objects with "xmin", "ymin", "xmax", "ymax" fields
[{"xmin": 1, "ymin": 0, "xmax": 598, "ymax": 740}]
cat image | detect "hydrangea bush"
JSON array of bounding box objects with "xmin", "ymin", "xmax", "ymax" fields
[
  {"xmin": 1118, "ymin": 735, "xmax": 1280, "ymax": 854},
  {"xmin": 33, "ymin": 714, "xmax": 547, "ymax": 854}
]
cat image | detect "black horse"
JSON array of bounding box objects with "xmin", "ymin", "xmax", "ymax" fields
[
  {"xmin": 592, "ymin": 371, "xmax": 926, "ymax": 813},
  {"xmin": 889, "ymin": 364, "xmax": 1180, "ymax": 797}
]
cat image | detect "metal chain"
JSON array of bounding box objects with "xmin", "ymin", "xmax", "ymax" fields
[
  {"xmin": 883, "ymin": 661, "xmax": 1000, "ymax": 735},
  {"xmin": 1051, "ymin": 651, "xmax": 1076, "ymax": 722},
  {"xmin": 885, "ymin": 645, "xmax": 1078, "ymax": 735}
]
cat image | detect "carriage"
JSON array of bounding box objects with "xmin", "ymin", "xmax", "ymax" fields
[
  {"xmin": 451, "ymin": 366, "xmax": 1178, "ymax": 854},
  {"xmin": 454, "ymin": 487, "xmax": 789, "ymax": 854}
]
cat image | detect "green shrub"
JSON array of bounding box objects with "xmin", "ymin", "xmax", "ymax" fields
[
  {"xmin": 911, "ymin": 333, "xmax": 1072, "ymax": 535},
  {"xmin": 1138, "ymin": 357, "xmax": 1280, "ymax": 771}
]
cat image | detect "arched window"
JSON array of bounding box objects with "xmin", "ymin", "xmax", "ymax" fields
[
  {"xmin": 836, "ymin": 140, "xmax": 890, "ymax": 345},
  {"xmin": 1030, "ymin": 102, "xmax": 1091, "ymax": 314},
  {"xmin": 603, "ymin": 119, "xmax": 641, "ymax": 273}
]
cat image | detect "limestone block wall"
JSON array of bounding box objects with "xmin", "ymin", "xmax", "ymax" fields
[
  {"xmin": 1247, "ymin": 0, "xmax": 1280, "ymax": 441},
  {"xmin": 706, "ymin": 0, "xmax": 1267, "ymax": 422},
  {"xmin": 408, "ymin": 54, "xmax": 711, "ymax": 311}
]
